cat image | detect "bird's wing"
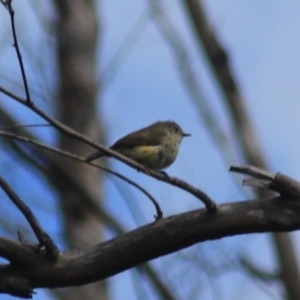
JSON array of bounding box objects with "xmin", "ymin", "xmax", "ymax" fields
[{"xmin": 111, "ymin": 128, "xmax": 164, "ymax": 149}]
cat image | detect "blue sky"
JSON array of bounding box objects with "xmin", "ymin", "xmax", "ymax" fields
[{"xmin": 0, "ymin": 0, "xmax": 300, "ymax": 299}]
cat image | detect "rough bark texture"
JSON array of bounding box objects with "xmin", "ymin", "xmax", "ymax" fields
[
  {"xmin": 1, "ymin": 190, "xmax": 300, "ymax": 298},
  {"xmin": 51, "ymin": 0, "xmax": 106, "ymax": 299}
]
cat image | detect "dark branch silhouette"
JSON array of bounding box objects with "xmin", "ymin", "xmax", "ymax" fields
[
  {"xmin": 0, "ymin": 129, "xmax": 163, "ymax": 219},
  {"xmin": 0, "ymin": 85, "xmax": 216, "ymax": 210},
  {"xmin": 0, "ymin": 175, "xmax": 58, "ymax": 256},
  {"xmin": 0, "ymin": 166, "xmax": 299, "ymax": 297}
]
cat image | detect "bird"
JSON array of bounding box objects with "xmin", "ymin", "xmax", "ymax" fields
[{"xmin": 85, "ymin": 121, "xmax": 190, "ymax": 170}]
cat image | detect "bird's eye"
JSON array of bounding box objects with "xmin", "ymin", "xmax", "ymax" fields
[{"xmin": 175, "ymin": 127, "xmax": 179, "ymax": 132}]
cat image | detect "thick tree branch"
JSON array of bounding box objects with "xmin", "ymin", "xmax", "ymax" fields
[
  {"xmin": 0, "ymin": 195, "xmax": 300, "ymax": 298},
  {"xmin": 0, "ymin": 108, "xmax": 175, "ymax": 300},
  {"xmin": 0, "ymin": 166, "xmax": 299, "ymax": 297}
]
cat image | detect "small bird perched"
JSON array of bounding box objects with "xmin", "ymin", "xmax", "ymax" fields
[{"xmin": 85, "ymin": 121, "xmax": 190, "ymax": 170}]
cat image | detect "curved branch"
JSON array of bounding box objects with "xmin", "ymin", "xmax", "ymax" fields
[
  {"xmin": 0, "ymin": 130, "xmax": 163, "ymax": 219},
  {"xmin": 0, "ymin": 86, "xmax": 216, "ymax": 210},
  {"xmin": 0, "ymin": 175, "xmax": 58, "ymax": 256},
  {"xmin": 0, "ymin": 109, "xmax": 174, "ymax": 299},
  {"xmin": 0, "ymin": 165, "xmax": 300, "ymax": 297},
  {"xmin": 1, "ymin": 195, "xmax": 300, "ymax": 298}
]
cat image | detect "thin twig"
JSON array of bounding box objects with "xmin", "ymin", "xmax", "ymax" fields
[
  {"xmin": 0, "ymin": 129, "xmax": 163, "ymax": 219},
  {"xmin": 2, "ymin": 0, "xmax": 32, "ymax": 104},
  {"xmin": 0, "ymin": 174, "xmax": 58, "ymax": 256},
  {"xmin": 0, "ymin": 85, "xmax": 216, "ymax": 210},
  {"xmin": 0, "ymin": 123, "xmax": 51, "ymax": 130}
]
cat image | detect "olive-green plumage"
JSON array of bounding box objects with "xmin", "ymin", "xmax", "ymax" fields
[{"xmin": 85, "ymin": 121, "xmax": 190, "ymax": 170}]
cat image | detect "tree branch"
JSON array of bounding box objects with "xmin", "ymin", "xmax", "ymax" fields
[
  {"xmin": 0, "ymin": 166, "xmax": 299, "ymax": 297},
  {"xmin": 0, "ymin": 175, "xmax": 58, "ymax": 256},
  {"xmin": 0, "ymin": 108, "xmax": 174, "ymax": 299},
  {"xmin": 0, "ymin": 85, "xmax": 216, "ymax": 210},
  {"xmin": 1, "ymin": 0, "xmax": 32, "ymax": 104},
  {"xmin": 0, "ymin": 129, "xmax": 163, "ymax": 219},
  {"xmin": 0, "ymin": 194, "xmax": 300, "ymax": 298}
]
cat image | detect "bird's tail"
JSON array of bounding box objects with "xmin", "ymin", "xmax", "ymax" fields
[{"xmin": 85, "ymin": 151, "xmax": 105, "ymax": 162}]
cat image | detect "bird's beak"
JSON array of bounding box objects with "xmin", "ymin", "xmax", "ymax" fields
[{"xmin": 182, "ymin": 132, "xmax": 191, "ymax": 137}]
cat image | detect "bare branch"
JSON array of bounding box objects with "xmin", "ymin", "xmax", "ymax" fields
[
  {"xmin": 0, "ymin": 192, "xmax": 300, "ymax": 297},
  {"xmin": 0, "ymin": 86, "xmax": 216, "ymax": 210},
  {"xmin": 1, "ymin": 0, "xmax": 32, "ymax": 104},
  {"xmin": 0, "ymin": 174, "xmax": 58, "ymax": 256},
  {"xmin": 0, "ymin": 108, "xmax": 174, "ymax": 299},
  {"xmin": 0, "ymin": 2, "xmax": 173, "ymax": 298},
  {"xmin": 0, "ymin": 129, "xmax": 163, "ymax": 219},
  {"xmin": 0, "ymin": 165, "xmax": 298, "ymax": 298},
  {"xmin": 0, "ymin": 123, "xmax": 51, "ymax": 130}
]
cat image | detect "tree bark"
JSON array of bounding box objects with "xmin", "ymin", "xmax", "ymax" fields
[
  {"xmin": 1, "ymin": 191, "xmax": 300, "ymax": 298},
  {"xmin": 51, "ymin": 0, "xmax": 106, "ymax": 299}
]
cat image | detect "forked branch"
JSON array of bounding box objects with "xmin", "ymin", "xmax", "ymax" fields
[{"xmin": 0, "ymin": 166, "xmax": 299, "ymax": 298}]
